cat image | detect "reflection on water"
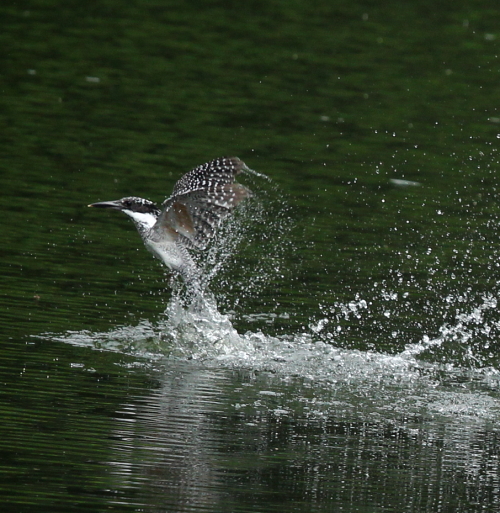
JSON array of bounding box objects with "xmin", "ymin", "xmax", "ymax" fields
[
  {"xmin": 92, "ymin": 327, "xmax": 500, "ymax": 512},
  {"xmin": 107, "ymin": 369, "xmax": 500, "ymax": 512},
  {"xmin": 38, "ymin": 281, "xmax": 500, "ymax": 511}
]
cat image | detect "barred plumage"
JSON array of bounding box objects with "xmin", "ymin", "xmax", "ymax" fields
[{"xmin": 158, "ymin": 157, "xmax": 251, "ymax": 249}]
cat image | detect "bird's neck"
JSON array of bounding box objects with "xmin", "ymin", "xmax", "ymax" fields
[{"xmin": 122, "ymin": 210, "xmax": 158, "ymax": 239}]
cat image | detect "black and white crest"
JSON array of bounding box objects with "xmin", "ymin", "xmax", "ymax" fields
[{"xmin": 119, "ymin": 197, "xmax": 161, "ymax": 215}]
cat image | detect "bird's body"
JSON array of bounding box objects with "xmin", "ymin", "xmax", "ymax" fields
[{"xmin": 89, "ymin": 157, "xmax": 252, "ymax": 293}]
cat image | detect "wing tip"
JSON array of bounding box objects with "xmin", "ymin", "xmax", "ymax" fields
[{"xmin": 225, "ymin": 156, "xmax": 270, "ymax": 180}]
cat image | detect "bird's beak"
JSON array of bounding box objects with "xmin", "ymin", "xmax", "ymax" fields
[{"xmin": 88, "ymin": 200, "xmax": 122, "ymax": 210}]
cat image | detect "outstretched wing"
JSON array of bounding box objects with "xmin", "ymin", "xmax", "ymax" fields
[{"xmin": 153, "ymin": 157, "xmax": 252, "ymax": 250}]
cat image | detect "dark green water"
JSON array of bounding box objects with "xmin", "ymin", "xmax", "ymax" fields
[{"xmin": 2, "ymin": 1, "xmax": 500, "ymax": 511}]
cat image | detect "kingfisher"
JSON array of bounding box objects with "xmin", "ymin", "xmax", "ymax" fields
[{"xmin": 88, "ymin": 157, "xmax": 253, "ymax": 293}]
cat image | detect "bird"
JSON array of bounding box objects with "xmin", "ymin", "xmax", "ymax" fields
[{"xmin": 88, "ymin": 157, "xmax": 253, "ymax": 294}]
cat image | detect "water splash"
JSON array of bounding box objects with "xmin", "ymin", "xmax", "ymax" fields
[
  {"xmin": 37, "ymin": 172, "xmax": 500, "ymax": 422},
  {"xmin": 404, "ymin": 293, "xmax": 500, "ymax": 367},
  {"xmin": 39, "ymin": 275, "xmax": 500, "ymax": 423}
]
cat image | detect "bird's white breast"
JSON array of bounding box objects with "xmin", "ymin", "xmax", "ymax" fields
[{"xmin": 144, "ymin": 239, "xmax": 186, "ymax": 271}]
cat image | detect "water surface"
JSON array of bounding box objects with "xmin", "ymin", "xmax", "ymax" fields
[{"xmin": 2, "ymin": 1, "xmax": 500, "ymax": 511}]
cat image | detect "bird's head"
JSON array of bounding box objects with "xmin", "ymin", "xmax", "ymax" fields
[{"xmin": 89, "ymin": 196, "xmax": 161, "ymax": 232}]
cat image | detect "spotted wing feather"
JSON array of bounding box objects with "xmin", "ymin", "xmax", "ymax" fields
[{"xmin": 154, "ymin": 157, "xmax": 251, "ymax": 250}]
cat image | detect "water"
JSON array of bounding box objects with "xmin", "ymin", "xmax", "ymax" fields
[{"xmin": 2, "ymin": 0, "xmax": 500, "ymax": 511}]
